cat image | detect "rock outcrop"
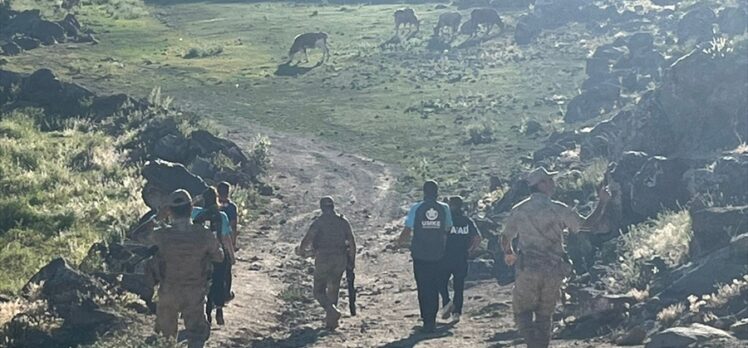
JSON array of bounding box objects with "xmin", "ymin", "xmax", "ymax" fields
[{"xmin": 1, "ymin": 9, "xmax": 95, "ymax": 56}]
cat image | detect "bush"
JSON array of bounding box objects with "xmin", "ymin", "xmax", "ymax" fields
[
  {"xmin": 248, "ymin": 135, "xmax": 271, "ymax": 176},
  {"xmin": 612, "ymin": 210, "xmax": 692, "ymax": 290},
  {"xmin": 182, "ymin": 46, "xmax": 223, "ymax": 59}
]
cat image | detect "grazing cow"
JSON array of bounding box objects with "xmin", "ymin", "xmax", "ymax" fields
[
  {"xmin": 286, "ymin": 32, "xmax": 330, "ymax": 64},
  {"xmin": 434, "ymin": 12, "xmax": 462, "ymax": 37},
  {"xmin": 394, "ymin": 8, "xmax": 419, "ymax": 35},
  {"xmin": 462, "ymin": 8, "xmax": 504, "ymax": 37}
]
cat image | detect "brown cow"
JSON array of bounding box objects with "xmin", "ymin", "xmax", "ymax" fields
[
  {"xmin": 434, "ymin": 12, "xmax": 462, "ymax": 37},
  {"xmin": 461, "ymin": 8, "xmax": 503, "ymax": 37},
  {"xmin": 394, "ymin": 8, "xmax": 419, "ymax": 35}
]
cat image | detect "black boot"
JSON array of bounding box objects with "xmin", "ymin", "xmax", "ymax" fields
[{"xmin": 216, "ymin": 307, "xmax": 225, "ymax": 326}]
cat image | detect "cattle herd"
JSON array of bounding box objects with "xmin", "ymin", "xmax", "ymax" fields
[{"xmin": 285, "ymin": 7, "xmax": 503, "ymax": 65}]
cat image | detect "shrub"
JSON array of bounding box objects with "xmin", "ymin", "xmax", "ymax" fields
[
  {"xmin": 613, "ymin": 210, "xmax": 692, "ymax": 290},
  {"xmin": 182, "ymin": 46, "xmax": 223, "ymax": 59},
  {"xmin": 657, "ymin": 303, "xmax": 685, "ymax": 327},
  {"xmin": 248, "ymin": 135, "xmax": 271, "ymax": 176},
  {"xmin": 465, "ymin": 121, "xmax": 495, "ymax": 145}
]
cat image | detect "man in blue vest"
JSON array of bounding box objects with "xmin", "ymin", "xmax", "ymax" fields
[{"xmin": 396, "ymin": 180, "xmax": 453, "ymax": 333}]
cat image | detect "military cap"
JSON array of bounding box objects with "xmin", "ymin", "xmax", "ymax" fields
[{"xmin": 526, "ymin": 167, "xmax": 558, "ymax": 187}]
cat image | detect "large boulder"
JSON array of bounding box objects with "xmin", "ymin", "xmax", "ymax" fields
[
  {"xmin": 676, "ymin": 4, "xmax": 716, "ymax": 44},
  {"xmin": 565, "ymin": 81, "xmax": 620, "ymax": 123},
  {"xmin": 12, "ymin": 258, "xmax": 124, "ymax": 347},
  {"xmin": 630, "ymin": 156, "xmax": 693, "ymax": 219},
  {"xmin": 1, "ymin": 41, "xmax": 22, "ymax": 55},
  {"xmin": 141, "ymin": 159, "xmax": 209, "ymax": 198},
  {"xmin": 30, "ymin": 20, "xmax": 65, "ymax": 45},
  {"xmin": 689, "ymin": 206, "xmax": 748, "ymax": 258},
  {"xmin": 656, "ymin": 47, "xmax": 748, "ymax": 155},
  {"xmin": 57, "ymin": 14, "xmax": 81, "ymax": 37},
  {"xmin": 12, "ymin": 35, "xmax": 40, "ymax": 50},
  {"xmin": 14, "ymin": 68, "xmax": 96, "ymax": 119},
  {"xmin": 717, "ymin": 7, "xmax": 748, "ymax": 35},
  {"xmin": 153, "ymin": 133, "xmax": 191, "ymax": 163},
  {"xmin": 645, "ymin": 324, "xmax": 736, "ymax": 348},
  {"xmin": 658, "ymin": 242, "xmax": 747, "ymax": 299}
]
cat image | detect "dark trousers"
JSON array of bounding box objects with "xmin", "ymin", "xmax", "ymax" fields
[
  {"xmin": 413, "ymin": 258, "xmax": 443, "ymax": 325},
  {"xmin": 207, "ymin": 256, "xmax": 231, "ymax": 310},
  {"xmin": 439, "ymin": 259, "xmax": 468, "ymax": 314}
]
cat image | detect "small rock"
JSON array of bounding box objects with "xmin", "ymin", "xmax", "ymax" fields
[
  {"xmin": 645, "ymin": 323, "xmax": 736, "ymax": 348},
  {"xmin": 730, "ymin": 318, "xmax": 748, "ymax": 339}
]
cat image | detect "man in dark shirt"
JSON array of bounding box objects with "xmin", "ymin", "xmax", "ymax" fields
[
  {"xmin": 217, "ymin": 182, "xmax": 239, "ymax": 247},
  {"xmin": 217, "ymin": 182, "xmax": 239, "ymax": 304},
  {"xmin": 396, "ymin": 180, "xmax": 453, "ymax": 333},
  {"xmin": 438, "ymin": 196, "xmax": 481, "ymax": 323}
]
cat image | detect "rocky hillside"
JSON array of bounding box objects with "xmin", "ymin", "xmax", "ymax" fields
[{"xmin": 0, "ymin": 67, "xmax": 272, "ymax": 347}]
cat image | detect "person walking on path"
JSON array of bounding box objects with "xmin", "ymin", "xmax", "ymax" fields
[
  {"xmin": 217, "ymin": 182, "xmax": 240, "ymax": 248},
  {"xmin": 502, "ymin": 167, "xmax": 611, "ymax": 348},
  {"xmin": 296, "ymin": 196, "xmax": 357, "ymax": 330},
  {"xmin": 133, "ymin": 189, "xmax": 224, "ymax": 348},
  {"xmin": 217, "ymin": 181, "xmax": 239, "ymax": 302},
  {"xmin": 193, "ymin": 187, "xmax": 236, "ymax": 326},
  {"xmin": 438, "ymin": 196, "xmax": 481, "ymax": 323},
  {"xmin": 396, "ymin": 180, "xmax": 453, "ymax": 333}
]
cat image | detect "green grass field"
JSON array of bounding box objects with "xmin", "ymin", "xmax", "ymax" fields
[{"xmin": 6, "ymin": 0, "xmax": 595, "ymax": 195}]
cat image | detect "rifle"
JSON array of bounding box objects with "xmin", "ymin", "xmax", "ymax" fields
[{"xmin": 346, "ymin": 254, "xmax": 357, "ymax": 316}]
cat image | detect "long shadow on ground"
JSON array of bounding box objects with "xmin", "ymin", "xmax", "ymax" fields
[
  {"xmin": 274, "ymin": 61, "xmax": 322, "ymax": 77},
  {"xmin": 379, "ymin": 323, "xmax": 456, "ymax": 348},
  {"xmin": 486, "ymin": 328, "xmax": 521, "ymax": 345},
  {"xmin": 250, "ymin": 327, "xmax": 327, "ymax": 348}
]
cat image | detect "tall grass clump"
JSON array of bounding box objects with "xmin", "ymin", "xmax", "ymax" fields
[
  {"xmin": 614, "ymin": 210, "xmax": 692, "ymax": 290},
  {"xmin": 0, "ymin": 112, "xmax": 141, "ymax": 295}
]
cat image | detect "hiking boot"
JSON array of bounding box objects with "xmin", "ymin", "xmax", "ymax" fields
[
  {"xmin": 451, "ymin": 313, "xmax": 461, "ymax": 323},
  {"xmin": 420, "ymin": 320, "xmax": 436, "ymax": 334},
  {"xmin": 439, "ymin": 300, "xmax": 453, "ymax": 320},
  {"xmin": 325, "ymin": 306, "xmax": 342, "ymax": 330},
  {"xmin": 216, "ymin": 307, "xmax": 225, "ymax": 326}
]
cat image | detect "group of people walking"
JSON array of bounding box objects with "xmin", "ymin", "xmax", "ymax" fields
[
  {"xmin": 130, "ymin": 182, "xmax": 239, "ymax": 348},
  {"xmin": 131, "ymin": 165, "xmax": 610, "ymax": 348}
]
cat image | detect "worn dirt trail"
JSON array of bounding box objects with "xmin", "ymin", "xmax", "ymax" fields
[{"xmin": 196, "ymin": 128, "xmax": 624, "ymax": 348}]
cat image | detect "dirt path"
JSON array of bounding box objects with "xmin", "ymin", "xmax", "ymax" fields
[{"xmin": 199, "ymin": 129, "xmax": 626, "ymax": 348}]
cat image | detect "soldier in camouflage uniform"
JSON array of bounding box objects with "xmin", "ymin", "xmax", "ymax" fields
[
  {"xmin": 502, "ymin": 168, "xmax": 611, "ymax": 348},
  {"xmin": 296, "ymin": 196, "xmax": 356, "ymax": 330},
  {"xmin": 134, "ymin": 190, "xmax": 224, "ymax": 348}
]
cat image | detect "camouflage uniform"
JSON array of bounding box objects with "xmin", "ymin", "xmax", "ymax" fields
[
  {"xmin": 503, "ymin": 193, "xmax": 582, "ymax": 348},
  {"xmin": 139, "ymin": 216, "xmax": 223, "ymax": 347},
  {"xmin": 299, "ymin": 208, "xmax": 356, "ymax": 329}
]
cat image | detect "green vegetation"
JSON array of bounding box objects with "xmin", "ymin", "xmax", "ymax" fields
[
  {"xmin": 613, "ymin": 210, "xmax": 693, "ymax": 290},
  {"xmin": 4, "ymin": 0, "xmax": 591, "ymax": 196},
  {"xmin": 0, "ymin": 112, "xmax": 142, "ymax": 295}
]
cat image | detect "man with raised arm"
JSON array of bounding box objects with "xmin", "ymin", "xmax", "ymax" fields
[{"xmin": 502, "ymin": 167, "xmax": 611, "ymax": 348}]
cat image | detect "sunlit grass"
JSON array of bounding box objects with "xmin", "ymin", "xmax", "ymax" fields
[
  {"xmin": 613, "ymin": 210, "xmax": 692, "ymax": 290},
  {"xmin": 0, "ymin": 113, "xmax": 142, "ymax": 295}
]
